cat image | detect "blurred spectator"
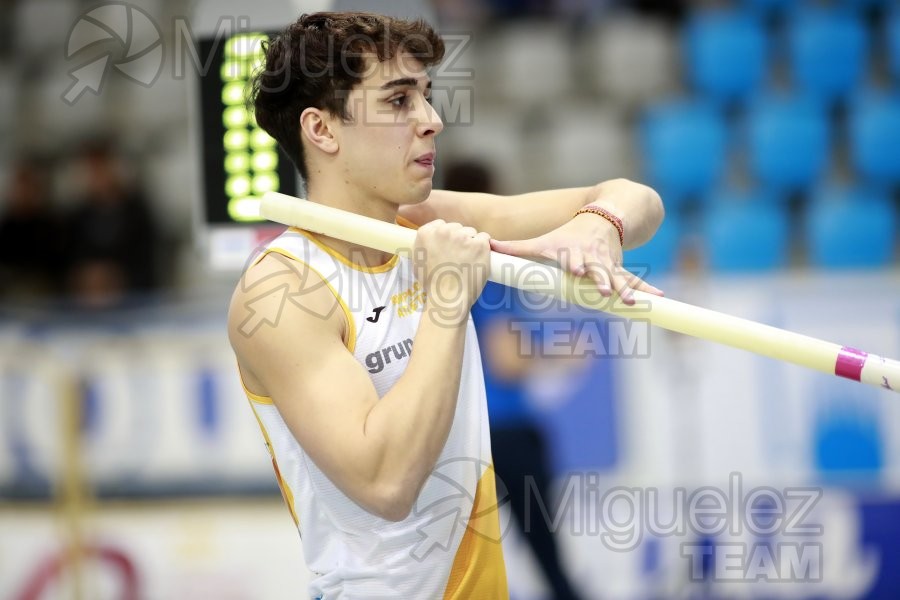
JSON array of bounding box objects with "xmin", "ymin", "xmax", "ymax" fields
[
  {"xmin": 0, "ymin": 158, "xmax": 63, "ymax": 300},
  {"xmin": 625, "ymin": 0, "xmax": 686, "ymax": 21},
  {"xmin": 434, "ymin": 0, "xmax": 683, "ymax": 21},
  {"xmin": 446, "ymin": 160, "xmax": 584, "ymax": 600},
  {"xmin": 483, "ymin": 0, "xmax": 555, "ymax": 19},
  {"xmin": 472, "ymin": 284, "xmax": 585, "ymax": 600},
  {"xmin": 478, "ymin": 0, "xmax": 683, "ymax": 21},
  {"xmin": 62, "ymin": 140, "xmax": 161, "ymax": 309}
]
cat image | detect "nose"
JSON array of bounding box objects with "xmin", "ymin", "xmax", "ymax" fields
[{"xmin": 415, "ymin": 95, "xmax": 443, "ymax": 137}]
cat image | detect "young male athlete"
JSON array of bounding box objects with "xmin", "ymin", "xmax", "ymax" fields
[{"xmin": 228, "ymin": 12, "xmax": 664, "ymax": 598}]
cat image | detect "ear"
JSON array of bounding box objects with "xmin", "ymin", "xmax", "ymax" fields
[{"xmin": 299, "ymin": 107, "xmax": 339, "ymax": 155}]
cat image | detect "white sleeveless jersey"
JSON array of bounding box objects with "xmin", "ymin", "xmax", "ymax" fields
[{"xmin": 239, "ymin": 226, "xmax": 507, "ymax": 599}]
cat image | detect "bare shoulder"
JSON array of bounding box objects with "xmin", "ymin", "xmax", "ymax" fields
[{"xmin": 227, "ymin": 252, "xmax": 348, "ymax": 395}]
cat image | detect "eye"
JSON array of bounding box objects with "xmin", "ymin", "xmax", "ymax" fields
[{"xmin": 390, "ymin": 94, "xmax": 409, "ymax": 108}]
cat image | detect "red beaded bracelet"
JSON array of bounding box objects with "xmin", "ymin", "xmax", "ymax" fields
[{"xmin": 573, "ymin": 204, "xmax": 625, "ymax": 247}]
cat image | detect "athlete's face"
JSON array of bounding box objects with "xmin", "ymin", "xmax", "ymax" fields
[{"xmin": 336, "ymin": 52, "xmax": 443, "ymax": 206}]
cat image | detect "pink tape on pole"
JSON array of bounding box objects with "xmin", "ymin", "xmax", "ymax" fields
[{"xmin": 835, "ymin": 347, "xmax": 868, "ymax": 382}]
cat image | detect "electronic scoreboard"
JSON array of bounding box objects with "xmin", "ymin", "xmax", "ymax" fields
[{"xmin": 193, "ymin": 31, "xmax": 300, "ymax": 269}]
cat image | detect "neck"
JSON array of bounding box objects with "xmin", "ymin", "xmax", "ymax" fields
[{"xmin": 303, "ymin": 178, "xmax": 399, "ymax": 269}]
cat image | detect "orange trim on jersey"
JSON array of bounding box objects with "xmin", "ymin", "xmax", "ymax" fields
[
  {"xmin": 249, "ymin": 403, "xmax": 301, "ymax": 529},
  {"xmin": 258, "ymin": 247, "xmax": 357, "ymax": 355},
  {"xmin": 443, "ymin": 464, "xmax": 509, "ymax": 599},
  {"xmin": 395, "ymin": 214, "xmax": 421, "ymax": 230},
  {"xmin": 288, "ymin": 227, "xmax": 400, "ymax": 274}
]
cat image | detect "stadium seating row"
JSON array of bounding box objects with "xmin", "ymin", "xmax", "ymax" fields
[
  {"xmin": 686, "ymin": 6, "xmax": 900, "ymax": 105},
  {"xmin": 625, "ymin": 186, "xmax": 897, "ymax": 272},
  {"xmin": 640, "ymin": 92, "xmax": 900, "ymax": 204}
]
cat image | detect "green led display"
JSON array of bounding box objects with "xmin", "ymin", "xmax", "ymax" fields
[
  {"xmin": 251, "ymin": 151, "xmax": 277, "ymax": 171},
  {"xmin": 223, "ymin": 106, "xmax": 250, "ymax": 129},
  {"xmin": 227, "ymin": 34, "xmax": 260, "ymax": 58},
  {"xmin": 230, "ymin": 197, "xmax": 260, "ymax": 221},
  {"xmin": 250, "ymin": 129, "xmax": 276, "ymax": 149},
  {"xmin": 221, "ymin": 60, "xmax": 248, "ymax": 82},
  {"xmin": 252, "ymin": 173, "xmax": 278, "ymax": 194},
  {"xmin": 221, "ymin": 32, "xmax": 281, "ymax": 223},
  {"xmin": 223, "ymin": 129, "xmax": 249, "ymax": 151},
  {"xmin": 221, "ymin": 81, "xmax": 245, "ymax": 106},
  {"xmin": 225, "ymin": 153, "xmax": 251, "ymax": 174},
  {"xmin": 226, "ymin": 175, "xmax": 252, "ymax": 197}
]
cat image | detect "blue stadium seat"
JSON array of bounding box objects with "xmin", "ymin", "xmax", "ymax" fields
[
  {"xmin": 839, "ymin": 0, "xmax": 891, "ymax": 12},
  {"xmin": 683, "ymin": 10, "xmax": 768, "ymax": 104},
  {"xmin": 787, "ymin": 8, "xmax": 869, "ymax": 104},
  {"xmin": 888, "ymin": 9, "xmax": 900, "ymax": 83},
  {"xmin": 639, "ymin": 100, "xmax": 728, "ymax": 207},
  {"xmin": 849, "ymin": 92, "xmax": 900, "ymax": 185},
  {"xmin": 745, "ymin": 94, "xmax": 830, "ymax": 192},
  {"xmin": 704, "ymin": 187, "xmax": 787, "ymax": 207},
  {"xmin": 805, "ymin": 187, "xmax": 897, "ymax": 268},
  {"xmin": 702, "ymin": 201, "xmax": 790, "ymax": 271},
  {"xmin": 739, "ymin": 0, "xmax": 800, "ymax": 17},
  {"xmin": 623, "ymin": 210, "xmax": 682, "ymax": 276}
]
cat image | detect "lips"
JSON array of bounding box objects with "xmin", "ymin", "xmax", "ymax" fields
[{"xmin": 414, "ymin": 152, "xmax": 435, "ymax": 166}]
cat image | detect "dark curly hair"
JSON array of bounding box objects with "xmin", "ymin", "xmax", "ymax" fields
[{"xmin": 250, "ymin": 12, "xmax": 445, "ymax": 181}]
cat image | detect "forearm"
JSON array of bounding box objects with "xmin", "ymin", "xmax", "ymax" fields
[
  {"xmin": 484, "ymin": 178, "xmax": 663, "ymax": 249},
  {"xmin": 362, "ymin": 311, "xmax": 468, "ymax": 512}
]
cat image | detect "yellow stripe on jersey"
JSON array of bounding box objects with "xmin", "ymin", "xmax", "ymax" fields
[
  {"xmin": 237, "ymin": 365, "xmax": 274, "ymax": 405},
  {"xmin": 443, "ymin": 464, "xmax": 509, "ymax": 599},
  {"xmin": 249, "ymin": 403, "xmax": 301, "ymax": 529},
  {"xmin": 289, "ymin": 227, "xmax": 400, "ymax": 274}
]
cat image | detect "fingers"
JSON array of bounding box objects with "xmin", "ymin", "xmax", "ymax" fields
[
  {"xmin": 423, "ymin": 226, "xmax": 665, "ymax": 305},
  {"xmin": 420, "ymin": 218, "xmax": 446, "ymax": 230},
  {"xmin": 565, "ymin": 247, "xmax": 586, "ymax": 276},
  {"xmin": 453, "ymin": 226, "xmax": 490, "ymax": 252},
  {"xmin": 579, "ymin": 258, "xmax": 664, "ymax": 305},
  {"xmin": 609, "ymin": 265, "xmax": 635, "ymax": 305},
  {"xmin": 582, "ymin": 254, "xmax": 613, "ymax": 298},
  {"xmin": 420, "ymin": 221, "xmax": 481, "ymax": 237},
  {"xmin": 417, "ymin": 221, "xmax": 483, "ymax": 244},
  {"xmin": 414, "ymin": 218, "xmax": 446, "ymax": 242},
  {"xmin": 630, "ymin": 275, "xmax": 664, "ymax": 297},
  {"xmin": 414, "ymin": 222, "xmax": 491, "ymax": 265},
  {"xmin": 459, "ymin": 226, "xmax": 482, "ymax": 242}
]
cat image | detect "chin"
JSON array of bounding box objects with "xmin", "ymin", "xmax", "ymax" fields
[{"xmin": 400, "ymin": 182, "xmax": 433, "ymax": 205}]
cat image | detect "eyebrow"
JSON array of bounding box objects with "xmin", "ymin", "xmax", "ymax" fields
[{"xmin": 380, "ymin": 77, "xmax": 432, "ymax": 91}]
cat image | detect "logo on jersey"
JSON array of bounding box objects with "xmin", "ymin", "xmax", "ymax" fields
[
  {"xmin": 365, "ymin": 338, "xmax": 413, "ymax": 374},
  {"xmin": 392, "ymin": 282, "xmax": 426, "ymax": 317},
  {"xmin": 367, "ymin": 306, "xmax": 387, "ymax": 323}
]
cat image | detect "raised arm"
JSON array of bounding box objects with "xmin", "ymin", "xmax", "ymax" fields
[
  {"xmin": 228, "ymin": 221, "xmax": 490, "ymax": 521},
  {"xmin": 400, "ymin": 178, "xmax": 666, "ymax": 303},
  {"xmin": 401, "ymin": 178, "xmax": 664, "ymax": 249}
]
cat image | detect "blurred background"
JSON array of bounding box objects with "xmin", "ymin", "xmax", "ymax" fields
[{"xmin": 0, "ymin": 0, "xmax": 899, "ymax": 598}]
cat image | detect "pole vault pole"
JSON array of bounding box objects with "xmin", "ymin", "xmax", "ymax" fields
[{"xmin": 260, "ymin": 191, "xmax": 900, "ymax": 394}]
